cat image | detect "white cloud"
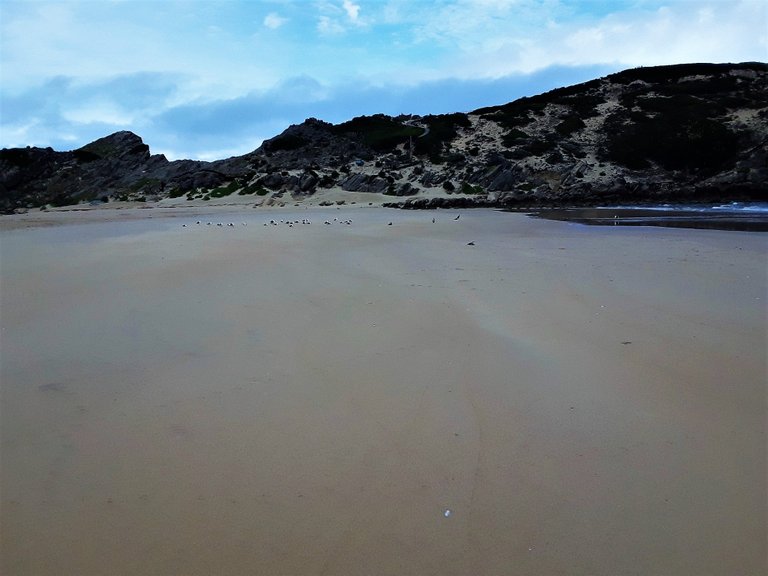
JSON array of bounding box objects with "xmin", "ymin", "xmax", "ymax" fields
[
  {"xmin": 0, "ymin": 119, "xmax": 41, "ymax": 149},
  {"xmin": 317, "ymin": 15, "xmax": 345, "ymax": 35},
  {"xmin": 342, "ymin": 0, "xmax": 360, "ymax": 22},
  {"xmin": 432, "ymin": 0, "xmax": 768, "ymax": 78},
  {"xmin": 315, "ymin": 0, "xmax": 366, "ymax": 34},
  {"xmin": 264, "ymin": 12, "xmax": 288, "ymax": 29},
  {"xmin": 62, "ymin": 100, "xmax": 134, "ymax": 126},
  {"xmin": 182, "ymin": 137, "xmax": 266, "ymax": 162},
  {"xmin": 0, "ymin": 1, "xmax": 282, "ymax": 98}
]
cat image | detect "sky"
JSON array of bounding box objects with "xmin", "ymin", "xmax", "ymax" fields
[{"xmin": 1, "ymin": 0, "xmax": 765, "ymax": 161}]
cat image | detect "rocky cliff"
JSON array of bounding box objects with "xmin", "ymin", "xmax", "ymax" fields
[{"xmin": 2, "ymin": 62, "xmax": 766, "ymax": 213}]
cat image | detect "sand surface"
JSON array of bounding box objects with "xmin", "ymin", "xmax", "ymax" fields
[{"xmin": 1, "ymin": 207, "xmax": 766, "ymax": 575}]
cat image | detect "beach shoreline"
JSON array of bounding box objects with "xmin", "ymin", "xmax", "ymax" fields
[
  {"xmin": 2, "ymin": 207, "xmax": 765, "ymax": 575},
  {"xmin": 3, "ymin": 197, "xmax": 767, "ymax": 232}
]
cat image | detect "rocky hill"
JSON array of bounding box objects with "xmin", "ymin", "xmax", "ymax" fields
[{"xmin": 1, "ymin": 62, "xmax": 766, "ymax": 213}]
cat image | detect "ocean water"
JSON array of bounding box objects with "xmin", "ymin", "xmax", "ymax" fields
[
  {"xmin": 607, "ymin": 202, "xmax": 768, "ymax": 213},
  {"xmin": 527, "ymin": 202, "xmax": 768, "ymax": 231}
]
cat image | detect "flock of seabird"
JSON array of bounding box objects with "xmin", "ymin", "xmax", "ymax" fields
[
  {"xmin": 180, "ymin": 217, "xmax": 360, "ymax": 228},
  {"xmin": 178, "ymin": 214, "xmax": 477, "ymax": 248},
  {"xmin": 265, "ymin": 218, "xmax": 315, "ymax": 227},
  {"xmin": 182, "ymin": 221, "xmax": 248, "ymax": 227},
  {"xmin": 180, "ymin": 215, "xmax": 462, "ymax": 230}
]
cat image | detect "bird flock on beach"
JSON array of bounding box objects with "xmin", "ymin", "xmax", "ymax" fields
[
  {"xmin": 182, "ymin": 217, "xmax": 359, "ymax": 228},
  {"xmin": 178, "ymin": 214, "xmax": 468, "ymax": 234},
  {"xmin": 177, "ymin": 214, "xmax": 477, "ymax": 245}
]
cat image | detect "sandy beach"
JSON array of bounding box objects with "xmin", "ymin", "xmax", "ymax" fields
[{"xmin": 1, "ymin": 206, "xmax": 765, "ymax": 575}]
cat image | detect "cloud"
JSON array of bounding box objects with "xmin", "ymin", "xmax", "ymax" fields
[
  {"xmin": 0, "ymin": 1, "xmax": 282, "ymax": 97},
  {"xmin": 342, "ymin": 0, "xmax": 360, "ymax": 22},
  {"xmin": 264, "ymin": 12, "xmax": 287, "ymax": 29},
  {"xmin": 317, "ymin": 15, "xmax": 345, "ymax": 35},
  {"xmin": 173, "ymin": 138, "xmax": 267, "ymax": 163},
  {"xmin": 316, "ymin": 0, "xmax": 366, "ymax": 35},
  {"xmin": 417, "ymin": 0, "xmax": 768, "ymax": 77},
  {"xmin": 0, "ymin": 73, "xmax": 183, "ymax": 152},
  {"xmin": 62, "ymin": 100, "xmax": 135, "ymax": 127}
]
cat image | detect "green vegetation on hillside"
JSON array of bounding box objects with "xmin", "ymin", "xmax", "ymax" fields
[
  {"xmin": 555, "ymin": 116, "xmax": 586, "ymax": 136},
  {"xmin": 208, "ymin": 180, "xmax": 240, "ymax": 197},
  {"xmin": 333, "ymin": 114, "xmax": 422, "ymax": 152},
  {"xmin": 501, "ymin": 129, "xmax": 530, "ymax": 147},
  {"xmin": 604, "ymin": 113, "xmax": 739, "ymax": 173},
  {"xmin": 0, "ymin": 148, "xmax": 34, "ymax": 167},
  {"xmin": 601, "ymin": 64, "xmax": 765, "ymax": 174},
  {"xmin": 473, "ymin": 78, "xmax": 605, "ymax": 126},
  {"xmin": 412, "ymin": 113, "xmax": 471, "ymax": 162},
  {"xmin": 265, "ymin": 134, "xmax": 309, "ymax": 152},
  {"xmin": 607, "ymin": 62, "xmax": 767, "ymax": 84}
]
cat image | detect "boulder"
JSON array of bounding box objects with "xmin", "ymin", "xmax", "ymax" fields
[
  {"xmin": 299, "ymin": 171, "xmax": 319, "ymax": 193},
  {"xmin": 486, "ymin": 170, "xmax": 514, "ymax": 191},
  {"xmin": 340, "ymin": 173, "xmax": 389, "ymax": 193},
  {"xmin": 419, "ymin": 170, "xmax": 445, "ymax": 187},
  {"xmin": 385, "ymin": 182, "xmax": 418, "ymax": 196},
  {"xmin": 259, "ymin": 173, "xmax": 285, "ymax": 189}
]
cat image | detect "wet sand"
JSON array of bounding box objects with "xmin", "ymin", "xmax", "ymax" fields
[{"xmin": 1, "ymin": 208, "xmax": 766, "ymax": 575}]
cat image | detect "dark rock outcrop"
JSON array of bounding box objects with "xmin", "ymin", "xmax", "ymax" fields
[{"xmin": 340, "ymin": 173, "xmax": 390, "ymax": 193}]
